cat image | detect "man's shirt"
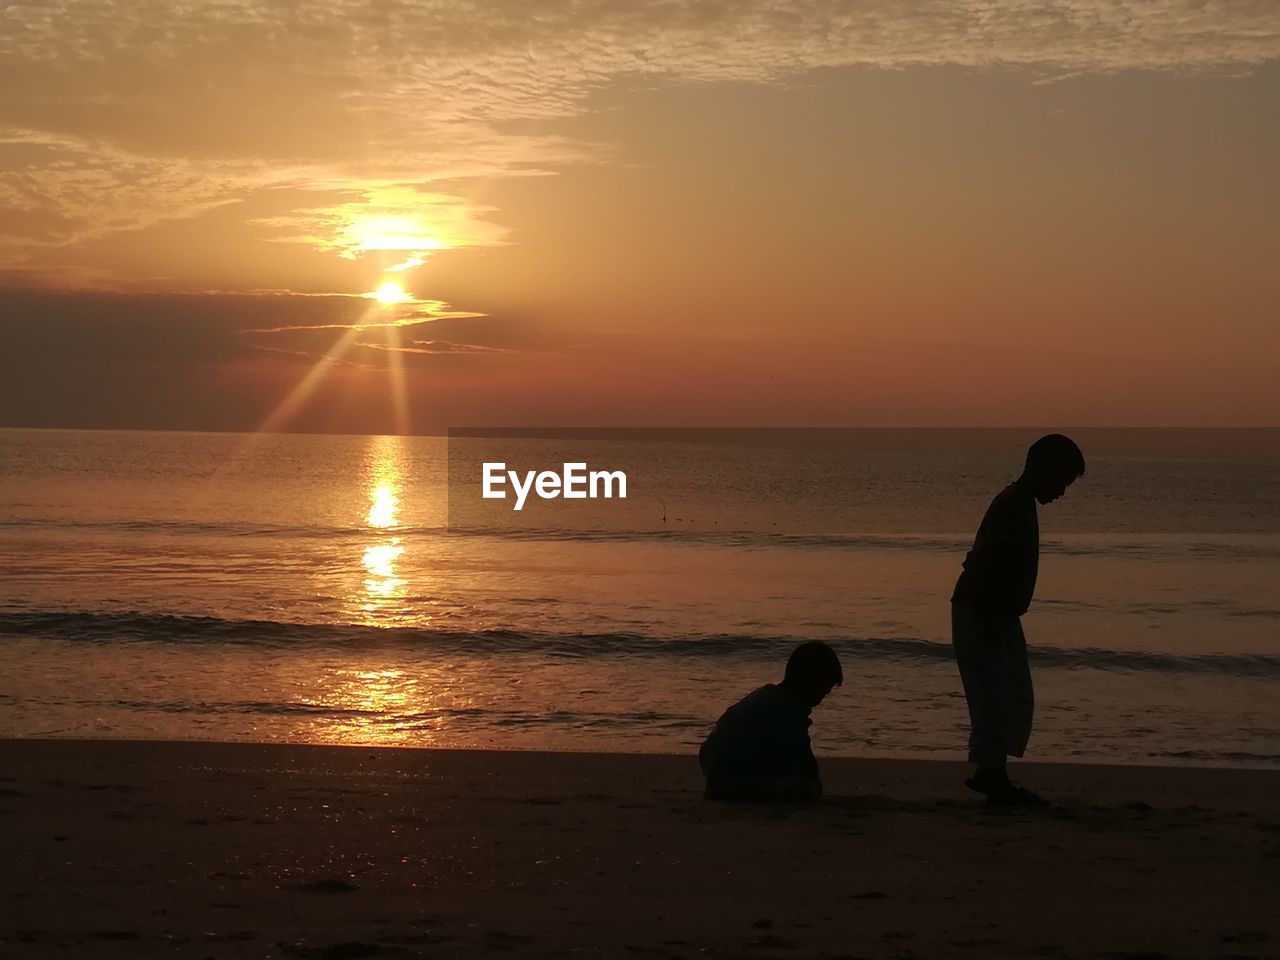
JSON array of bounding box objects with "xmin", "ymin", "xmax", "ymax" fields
[{"xmin": 951, "ymin": 481, "xmax": 1040, "ymax": 617}]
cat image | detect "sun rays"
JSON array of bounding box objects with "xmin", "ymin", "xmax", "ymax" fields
[
  {"xmin": 241, "ymin": 167, "xmax": 507, "ymax": 440},
  {"xmin": 254, "ymin": 285, "xmax": 416, "ymax": 436},
  {"xmin": 382, "ymin": 304, "xmax": 412, "ymax": 437}
]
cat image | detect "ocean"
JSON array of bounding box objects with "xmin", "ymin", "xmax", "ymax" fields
[{"xmin": 1, "ymin": 427, "xmax": 1277, "ymax": 767}]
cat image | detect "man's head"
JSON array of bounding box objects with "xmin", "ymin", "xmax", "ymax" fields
[
  {"xmin": 1022, "ymin": 433, "xmax": 1086, "ymax": 504},
  {"xmin": 783, "ymin": 641, "xmax": 843, "ymax": 708}
]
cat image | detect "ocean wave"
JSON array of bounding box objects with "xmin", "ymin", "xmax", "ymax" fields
[
  {"xmin": 0, "ymin": 518, "xmax": 402, "ymax": 540},
  {"xmin": 3, "ymin": 517, "xmax": 1278, "ymax": 560},
  {"xmin": 1, "ymin": 610, "xmax": 1277, "ymax": 678},
  {"xmin": 48, "ymin": 697, "xmax": 710, "ymax": 730},
  {"xmin": 0, "ymin": 517, "xmax": 967, "ymax": 549}
]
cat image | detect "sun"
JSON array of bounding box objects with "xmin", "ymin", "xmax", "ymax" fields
[{"xmin": 373, "ymin": 281, "xmax": 408, "ymax": 305}]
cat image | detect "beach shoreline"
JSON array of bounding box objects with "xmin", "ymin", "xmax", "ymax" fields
[
  {"xmin": 6, "ymin": 731, "xmax": 1279, "ymax": 772},
  {"xmin": 2, "ymin": 738, "xmax": 1276, "ymax": 958}
]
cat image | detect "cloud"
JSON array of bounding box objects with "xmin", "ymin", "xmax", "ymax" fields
[
  {"xmin": 246, "ymin": 343, "xmax": 370, "ymax": 368},
  {"xmin": 252, "ymin": 183, "xmax": 512, "ymax": 264},
  {"xmin": 1, "ymin": 0, "xmax": 1277, "ymax": 285},
  {"xmin": 357, "ymin": 338, "xmax": 520, "ymax": 356},
  {"xmin": 240, "ymin": 297, "xmax": 487, "ymax": 333},
  {"xmin": 0, "ymin": 287, "xmax": 538, "ymax": 429},
  {"xmin": 0, "ymin": 127, "xmax": 265, "ymax": 251},
  {"xmin": 249, "ymin": 312, "xmax": 555, "ymax": 360}
]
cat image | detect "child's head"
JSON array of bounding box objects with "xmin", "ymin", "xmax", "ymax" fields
[
  {"xmin": 783, "ymin": 641, "xmax": 843, "ymax": 708},
  {"xmin": 1022, "ymin": 433, "xmax": 1086, "ymax": 504}
]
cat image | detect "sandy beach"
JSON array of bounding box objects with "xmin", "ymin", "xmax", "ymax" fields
[{"xmin": 1, "ymin": 739, "xmax": 1276, "ymax": 959}]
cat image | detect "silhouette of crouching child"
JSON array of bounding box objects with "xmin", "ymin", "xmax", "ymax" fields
[{"xmin": 698, "ymin": 641, "xmax": 843, "ymax": 801}]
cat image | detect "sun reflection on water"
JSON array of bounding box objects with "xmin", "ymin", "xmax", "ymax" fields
[
  {"xmin": 356, "ymin": 435, "xmax": 410, "ymax": 623},
  {"xmin": 367, "ymin": 483, "xmax": 399, "ymax": 529},
  {"xmin": 298, "ymin": 666, "xmax": 426, "ymax": 745}
]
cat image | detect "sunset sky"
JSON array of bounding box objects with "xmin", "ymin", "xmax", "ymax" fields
[{"xmin": 2, "ymin": 1, "xmax": 1278, "ymax": 432}]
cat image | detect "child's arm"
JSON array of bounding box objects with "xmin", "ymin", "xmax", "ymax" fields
[{"xmin": 760, "ymin": 714, "xmax": 823, "ymax": 798}]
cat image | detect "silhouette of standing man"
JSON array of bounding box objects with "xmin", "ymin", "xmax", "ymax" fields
[{"xmin": 951, "ymin": 434, "xmax": 1085, "ymax": 805}]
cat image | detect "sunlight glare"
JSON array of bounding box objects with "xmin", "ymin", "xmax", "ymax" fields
[
  {"xmin": 348, "ymin": 214, "xmax": 445, "ymax": 255},
  {"xmin": 374, "ymin": 281, "xmax": 408, "ymax": 305},
  {"xmin": 363, "ymin": 542, "xmax": 405, "ymax": 582},
  {"xmin": 368, "ymin": 484, "xmax": 399, "ymax": 529},
  {"xmin": 350, "ymin": 435, "xmax": 411, "ymax": 624}
]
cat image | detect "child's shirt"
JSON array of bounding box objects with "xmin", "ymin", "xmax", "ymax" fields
[
  {"xmin": 698, "ymin": 683, "xmax": 819, "ymax": 791},
  {"xmin": 950, "ymin": 480, "xmax": 1039, "ymax": 617}
]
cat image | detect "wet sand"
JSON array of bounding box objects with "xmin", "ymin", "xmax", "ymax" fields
[{"xmin": 1, "ymin": 739, "xmax": 1276, "ymax": 959}]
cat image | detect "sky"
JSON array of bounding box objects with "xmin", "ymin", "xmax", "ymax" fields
[{"xmin": 2, "ymin": 1, "xmax": 1278, "ymax": 432}]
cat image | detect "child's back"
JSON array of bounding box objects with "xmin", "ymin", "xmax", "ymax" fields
[
  {"xmin": 698, "ymin": 641, "xmax": 842, "ymax": 802},
  {"xmin": 699, "ymin": 682, "xmax": 820, "ymax": 800}
]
